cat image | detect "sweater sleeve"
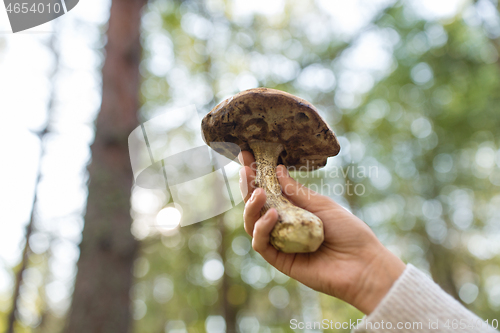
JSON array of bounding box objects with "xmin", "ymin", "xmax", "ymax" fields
[{"xmin": 352, "ymin": 264, "xmax": 499, "ymax": 333}]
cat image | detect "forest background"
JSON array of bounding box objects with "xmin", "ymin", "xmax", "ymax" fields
[{"xmin": 1, "ymin": 0, "xmax": 500, "ymax": 332}]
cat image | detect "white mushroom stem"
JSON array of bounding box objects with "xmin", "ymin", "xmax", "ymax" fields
[{"xmin": 249, "ymin": 140, "xmax": 324, "ymax": 253}]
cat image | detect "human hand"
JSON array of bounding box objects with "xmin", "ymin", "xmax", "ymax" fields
[{"xmin": 238, "ymin": 150, "xmax": 406, "ymax": 315}]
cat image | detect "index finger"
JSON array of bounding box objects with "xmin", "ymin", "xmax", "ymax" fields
[
  {"xmin": 238, "ymin": 150, "xmax": 257, "ymax": 203},
  {"xmin": 239, "ymin": 166, "xmax": 256, "ymax": 203},
  {"xmin": 238, "ymin": 150, "xmax": 256, "ymax": 168}
]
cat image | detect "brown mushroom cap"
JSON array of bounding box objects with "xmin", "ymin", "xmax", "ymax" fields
[{"xmin": 201, "ymin": 88, "xmax": 340, "ymax": 170}]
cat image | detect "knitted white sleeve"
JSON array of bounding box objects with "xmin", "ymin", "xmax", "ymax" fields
[{"xmin": 352, "ymin": 264, "xmax": 499, "ymax": 333}]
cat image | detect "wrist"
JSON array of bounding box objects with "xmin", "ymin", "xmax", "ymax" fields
[{"xmin": 351, "ymin": 245, "xmax": 406, "ymax": 315}]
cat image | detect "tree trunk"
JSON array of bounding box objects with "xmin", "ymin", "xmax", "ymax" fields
[
  {"xmin": 219, "ymin": 216, "xmax": 237, "ymax": 333},
  {"xmin": 64, "ymin": 0, "xmax": 146, "ymax": 332},
  {"xmin": 6, "ymin": 27, "xmax": 59, "ymax": 333}
]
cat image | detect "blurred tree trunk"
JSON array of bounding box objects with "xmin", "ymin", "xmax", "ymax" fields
[
  {"xmin": 219, "ymin": 216, "xmax": 237, "ymax": 333},
  {"xmin": 6, "ymin": 27, "xmax": 59, "ymax": 333},
  {"xmin": 210, "ymin": 154, "xmax": 238, "ymax": 332},
  {"xmin": 64, "ymin": 0, "xmax": 147, "ymax": 332}
]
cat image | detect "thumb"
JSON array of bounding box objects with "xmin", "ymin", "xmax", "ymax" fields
[{"xmin": 276, "ymin": 165, "xmax": 330, "ymax": 211}]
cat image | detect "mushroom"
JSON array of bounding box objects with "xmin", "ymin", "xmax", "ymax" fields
[{"xmin": 201, "ymin": 88, "xmax": 340, "ymax": 253}]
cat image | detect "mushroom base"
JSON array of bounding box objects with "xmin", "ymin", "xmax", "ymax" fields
[{"xmin": 249, "ymin": 140, "xmax": 324, "ymax": 253}]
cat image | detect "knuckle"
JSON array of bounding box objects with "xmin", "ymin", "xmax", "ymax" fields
[
  {"xmin": 251, "ymin": 238, "xmax": 260, "ymax": 252},
  {"xmin": 243, "ymin": 215, "xmax": 252, "ymax": 236},
  {"xmin": 255, "ymin": 220, "xmax": 263, "ymax": 233},
  {"xmin": 244, "ymin": 224, "xmax": 251, "ymax": 236}
]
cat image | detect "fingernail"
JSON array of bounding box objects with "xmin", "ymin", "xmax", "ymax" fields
[
  {"xmin": 249, "ymin": 189, "xmax": 257, "ymax": 202},
  {"xmin": 278, "ymin": 165, "xmax": 288, "ymax": 177},
  {"xmin": 265, "ymin": 208, "xmax": 276, "ymax": 220}
]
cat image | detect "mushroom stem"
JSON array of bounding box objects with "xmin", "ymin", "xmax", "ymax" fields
[{"xmin": 249, "ymin": 140, "xmax": 324, "ymax": 253}]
